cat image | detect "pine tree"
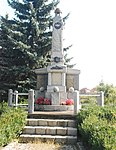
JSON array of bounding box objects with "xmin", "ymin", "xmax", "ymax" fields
[
  {"xmin": 0, "ymin": 14, "xmax": 18, "ymax": 100},
  {"xmin": 64, "ymin": 45, "xmax": 76, "ymax": 68},
  {"xmin": 0, "ymin": 0, "xmax": 74, "ymax": 100},
  {"xmin": 0, "ymin": 0, "xmax": 59, "ymax": 99}
]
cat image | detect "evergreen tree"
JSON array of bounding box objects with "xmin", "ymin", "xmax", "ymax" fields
[
  {"xmin": 0, "ymin": 0, "xmax": 74, "ymax": 100},
  {"xmin": 0, "ymin": 14, "xmax": 18, "ymax": 100},
  {"xmin": 0, "ymin": 0, "xmax": 58, "ymax": 100},
  {"xmin": 64, "ymin": 45, "xmax": 76, "ymax": 68}
]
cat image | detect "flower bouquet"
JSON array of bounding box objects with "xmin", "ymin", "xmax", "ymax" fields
[
  {"xmin": 35, "ymin": 96, "xmax": 51, "ymax": 111},
  {"xmin": 60, "ymin": 99, "xmax": 74, "ymax": 105},
  {"xmin": 35, "ymin": 97, "xmax": 51, "ymax": 105}
]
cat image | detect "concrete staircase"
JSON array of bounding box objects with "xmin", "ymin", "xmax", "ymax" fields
[{"xmin": 19, "ymin": 112, "xmax": 77, "ymax": 144}]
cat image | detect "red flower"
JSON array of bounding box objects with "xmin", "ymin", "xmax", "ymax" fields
[
  {"xmin": 35, "ymin": 97, "xmax": 51, "ymax": 105},
  {"xmin": 36, "ymin": 97, "xmax": 44, "ymax": 105},
  {"xmin": 44, "ymin": 98, "xmax": 51, "ymax": 105},
  {"xmin": 66, "ymin": 99, "xmax": 74, "ymax": 105}
]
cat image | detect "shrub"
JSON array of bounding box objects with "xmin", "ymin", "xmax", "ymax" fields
[
  {"xmin": 97, "ymin": 82, "xmax": 116, "ymax": 105},
  {"xmin": 77, "ymin": 106, "xmax": 116, "ymax": 150},
  {"xmin": 0, "ymin": 102, "xmax": 8, "ymax": 116},
  {"xmin": 80, "ymin": 97, "xmax": 97, "ymax": 105},
  {"xmin": 0, "ymin": 105, "xmax": 27, "ymax": 146}
]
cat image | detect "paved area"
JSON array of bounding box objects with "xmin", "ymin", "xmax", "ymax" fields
[{"xmin": 1, "ymin": 142, "xmax": 78, "ymax": 150}]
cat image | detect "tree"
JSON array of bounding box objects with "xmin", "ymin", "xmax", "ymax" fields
[
  {"xmin": 64, "ymin": 45, "xmax": 76, "ymax": 68},
  {"xmin": 0, "ymin": 0, "xmax": 59, "ymax": 100},
  {"xmin": 0, "ymin": 14, "xmax": 18, "ymax": 100},
  {"xmin": 97, "ymin": 81, "xmax": 116, "ymax": 105},
  {"xmin": 0, "ymin": 0, "xmax": 74, "ymax": 101}
]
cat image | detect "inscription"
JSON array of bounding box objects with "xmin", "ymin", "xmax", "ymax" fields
[{"xmin": 51, "ymin": 65, "xmax": 63, "ymax": 70}]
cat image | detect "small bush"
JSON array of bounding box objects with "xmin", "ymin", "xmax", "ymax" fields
[
  {"xmin": 77, "ymin": 106, "xmax": 116, "ymax": 150},
  {"xmin": 0, "ymin": 104, "xmax": 27, "ymax": 146},
  {"xmin": 0, "ymin": 102, "xmax": 8, "ymax": 116},
  {"xmin": 80, "ymin": 97, "xmax": 97, "ymax": 105}
]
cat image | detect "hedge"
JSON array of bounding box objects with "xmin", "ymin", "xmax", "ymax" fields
[
  {"xmin": 77, "ymin": 105, "xmax": 116, "ymax": 150},
  {"xmin": 0, "ymin": 105, "xmax": 27, "ymax": 146}
]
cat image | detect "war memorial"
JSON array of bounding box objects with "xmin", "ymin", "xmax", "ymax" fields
[{"xmin": 34, "ymin": 8, "xmax": 80, "ymax": 112}]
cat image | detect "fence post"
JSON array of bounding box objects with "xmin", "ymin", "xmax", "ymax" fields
[
  {"xmin": 8, "ymin": 89, "xmax": 13, "ymax": 107},
  {"xmin": 100, "ymin": 91, "xmax": 104, "ymax": 106},
  {"xmin": 73, "ymin": 90, "xmax": 80, "ymax": 114},
  {"xmin": 97, "ymin": 91, "xmax": 104, "ymax": 106},
  {"xmin": 28, "ymin": 89, "xmax": 34, "ymax": 113},
  {"xmin": 14, "ymin": 90, "xmax": 18, "ymax": 108}
]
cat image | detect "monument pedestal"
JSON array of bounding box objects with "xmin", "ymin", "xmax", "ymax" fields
[
  {"xmin": 34, "ymin": 104, "xmax": 74, "ymax": 111},
  {"xmin": 35, "ymin": 67, "xmax": 80, "ymax": 111}
]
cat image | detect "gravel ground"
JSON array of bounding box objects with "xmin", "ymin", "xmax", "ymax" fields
[{"xmin": 1, "ymin": 142, "xmax": 78, "ymax": 150}]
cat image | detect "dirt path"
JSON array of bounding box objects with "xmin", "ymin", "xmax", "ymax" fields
[{"xmin": 1, "ymin": 142, "xmax": 78, "ymax": 150}]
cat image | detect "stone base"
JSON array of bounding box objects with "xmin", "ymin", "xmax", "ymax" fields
[{"xmin": 34, "ymin": 105, "xmax": 74, "ymax": 111}]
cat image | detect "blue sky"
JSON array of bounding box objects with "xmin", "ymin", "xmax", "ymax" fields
[{"xmin": 1, "ymin": 0, "xmax": 116, "ymax": 89}]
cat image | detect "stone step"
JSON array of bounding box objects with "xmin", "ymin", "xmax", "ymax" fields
[
  {"xmin": 19, "ymin": 134, "xmax": 77, "ymax": 144},
  {"xmin": 28, "ymin": 111, "xmax": 76, "ymax": 119},
  {"xmin": 23, "ymin": 126, "xmax": 77, "ymax": 136},
  {"xmin": 20, "ymin": 112, "xmax": 77, "ymax": 144},
  {"xmin": 26, "ymin": 118, "xmax": 76, "ymax": 127}
]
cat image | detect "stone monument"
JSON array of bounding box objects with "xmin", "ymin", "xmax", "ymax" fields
[
  {"xmin": 51, "ymin": 8, "xmax": 64, "ymax": 65},
  {"xmin": 35, "ymin": 8, "xmax": 80, "ymax": 111}
]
